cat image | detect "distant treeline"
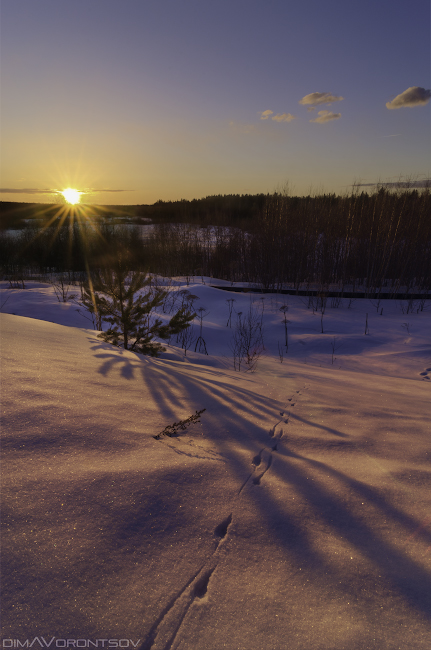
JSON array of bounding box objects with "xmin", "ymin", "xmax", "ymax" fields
[
  {"xmin": 144, "ymin": 189, "xmax": 431, "ymax": 294},
  {"xmin": 0, "ymin": 201, "xmax": 139, "ymax": 231},
  {"xmin": 135, "ymin": 194, "xmax": 267, "ymax": 227},
  {"xmin": 1, "ymin": 188, "xmax": 430, "ymax": 293},
  {"xmin": 0, "ymin": 194, "xmax": 266, "ymax": 230}
]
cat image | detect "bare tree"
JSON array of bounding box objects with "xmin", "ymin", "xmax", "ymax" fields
[
  {"xmin": 50, "ymin": 274, "xmax": 77, "ymax": 302},
  {"xmin": 178, "ymin": 322, "xmax": 195, "ymax": 357},
  {"xmin": 279, "ymin": 304, "xmax": 290, "ymax": 351},
  {"xmin": 231, "ymin": 304, "xmax": 264, "ymax": 372},
  {"xmin": 277, "ymin": 341, "xmax": 284, "ymax": 364},
  {"xmin": 226, "ymin": 298, "xmax": 235, "ymax": 327},
  {"xmin": 330, "ymin": 337, "xmax": 342, "ymax": 365},
  {"xmin": 195, "ymin": 307, "xmax": 209, "ymax": 354}
]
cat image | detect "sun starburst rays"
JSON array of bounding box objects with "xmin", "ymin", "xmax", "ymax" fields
[{"xmin": 61, "ymin": 188, "xmax": 82, "ymax": 205}]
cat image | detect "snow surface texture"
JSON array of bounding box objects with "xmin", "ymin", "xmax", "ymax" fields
[{"xmin": 1, "ymin": 279, "xmax": 431, "ymax": 649}]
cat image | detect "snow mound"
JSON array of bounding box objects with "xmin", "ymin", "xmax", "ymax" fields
[{"xmin": 1, "ymin": 283, "xmax": 431, "ymax": 648}]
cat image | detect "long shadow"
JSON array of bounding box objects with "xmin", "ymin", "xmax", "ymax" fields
[
  {"xmin": 155, "ymin": 355, "xmax": 259, "ymax": 385},
  {"xmin": 288, "ymin": 411, "xmax": 350, "ymax": 438},
  {"xmin": 90, "ymin": 340, "xmax": 138, "ymax": 379},
  {"xmin": 90, "ymin": 343, "xmax": 266, "ymax": 416},
  {"xmin": 267, "ymin": 450, "xmax": 431, "ymax": 618},
  {"xmin": 88, "ymin": 343, "xmax": 431, "ymax": 630},
  {"xmin": 143, "ymin": 367, "xmax": 282, "ymax": 443},
  {"xmin": 135, "ymin": 358, "xmax": 431, "ymax": 616},
  {"xmin": 281, "ymin": 447, "xmax": 431, "ymax": 547},
  {"xmin": 139, "ymin": 359, "xmax": 287, "ymax": 422}
]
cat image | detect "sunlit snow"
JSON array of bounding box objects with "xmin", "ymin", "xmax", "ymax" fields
[{"xmin": 1, "ymin": 278, "xmax": 430, "ymax": 648}]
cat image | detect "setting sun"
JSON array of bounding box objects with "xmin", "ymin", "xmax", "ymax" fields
[{"xmin": 61, "ymin": 188, "xmax": 81, "ymax": 204}]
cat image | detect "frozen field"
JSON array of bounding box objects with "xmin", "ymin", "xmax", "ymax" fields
[{"xmin": 1, "ymin": 279, "xmax": 430, "ymax": 649}]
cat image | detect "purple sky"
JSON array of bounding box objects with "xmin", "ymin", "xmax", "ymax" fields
[{"xmin": 1, "ymin": 0, "xmax": 430, "ymax": 204}]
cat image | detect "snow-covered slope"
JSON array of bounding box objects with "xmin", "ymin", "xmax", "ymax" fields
[{"xmin": 1, "ymin": 281, "xmax": 431, "ymax": 649}]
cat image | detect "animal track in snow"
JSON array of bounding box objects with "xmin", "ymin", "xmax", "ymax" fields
[
  {"xmin": 253, "ymin": 452, "xmax": 273, "ymax": 486},
  {"xmin": 142, "ymin": 388, "xmax": 304, "ymax": 648},
  {"xmin": 214, "ymin": 513, "xmax": 232, "ymax": 549},
  {"xmin": 142, "ymin": 513, "xmax": 230, "ymax": 649},
  {"xmin": 239, "ymin": 446, "xmax": 275, "ymax": 494},
  {"xmin": 140, "ymin": 564, "xmax": 205, "ymax": 650},
  {"xmin": 193, "ymin": 567, "xmax": 215, "ymax": 599},
  {"xmin": 420, "ymin": 367, "xmax": 431, "ymax": 380},
  {"xmin": 252, "ymin": 449, "xmax": 265, "ymax": 466}
]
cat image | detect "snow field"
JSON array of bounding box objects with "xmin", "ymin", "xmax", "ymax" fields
[{"xmin": 1, "ymin": 280, "xmax": 430, "ymax": 649}]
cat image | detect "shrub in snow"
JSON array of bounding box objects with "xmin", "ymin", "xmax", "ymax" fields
[
  {"xmin": 50, "ymin": 274, "xmax": 77, "ymax": 302},
  {"xmin": 153, "ymin": 409, "xmax": 206, "ymax": 439},
  {"xmin": 231, "ymin": 303, "xmax": 264, "ymax": 371},
  {"xmin": 194, "ymin": 307, "xmax": 209, "ymax": 354},
  {"xmin": 81, "ymin": 259, "xmax": 195, "ymax": 357}
]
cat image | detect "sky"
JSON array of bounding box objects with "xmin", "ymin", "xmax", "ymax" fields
[{"xmin": 1, "ymin": 0, "xmax": 430, "ymax": 205}]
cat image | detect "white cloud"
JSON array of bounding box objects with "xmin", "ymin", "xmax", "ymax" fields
[
  {"xmin": 310, "ymin": 110, "xmax": 341, "ymax": 124},
  {"xmin": 271, "ymin": 113, "xmax": 296, "ymax": 122},
  {"xmin": 386, "ymin": 86, "xmax": 431, "ymax": 109},
  {"xmin": 299, "ymin": 92, "xmax": 344, "ymax": 106},
  {"xmin": 258, "ymin": 110, "xmax": 295, "ymax": 123}
]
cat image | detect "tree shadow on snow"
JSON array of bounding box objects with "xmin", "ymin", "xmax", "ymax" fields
[{"xmin": 87, "ymin": 339, "xmax": 431, "ymax": 628}]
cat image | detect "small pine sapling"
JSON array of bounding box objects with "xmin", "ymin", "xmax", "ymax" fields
[
  {"xmin": 74, "ymin": 276, "xmax": 104, "ymax": 330},
  {"xmin": 81, "ymin": 259, "xmax": 195, "ymax": 356}
]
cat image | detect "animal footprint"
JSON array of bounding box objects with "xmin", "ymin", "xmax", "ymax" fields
[
  {"xmin": 194, "ymin": 568, "xmax": 215, "ymax": 598},
  {"xmin": 252, "ymin": 449, "xmax": 264, "ymax": 466},
  {"xmin": 420, "ymin": 368, "xmax": 431, "ymax": 380},
  {"xmin": 214, "ymin": 514, "xmax": 232, "ymax": 541},
  {"xmin": 253, "ymin": 453, "xmax": 272, "ymax": 485}
]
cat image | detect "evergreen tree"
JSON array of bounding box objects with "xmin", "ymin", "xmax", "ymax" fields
[{"xmin": 83, "ymin": 259, "xmax": 195, "ymax": 356}]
